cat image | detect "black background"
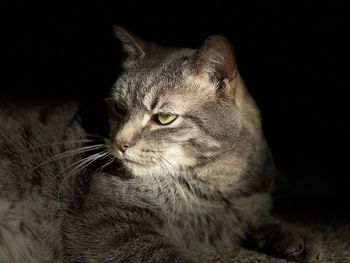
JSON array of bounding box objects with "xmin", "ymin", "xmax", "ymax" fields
[{"xmin": 4, "ymin": 1, "xmax": 349, "ymax": 215}]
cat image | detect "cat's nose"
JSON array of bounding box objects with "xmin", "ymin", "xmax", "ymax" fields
[{"xmin": 116, "ymin": 141, "xmax": 131, "ymax": 153}]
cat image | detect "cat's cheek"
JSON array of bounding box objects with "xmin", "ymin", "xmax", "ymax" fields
[{"xmin": 163, "ymin": 145, "xmax": 197, "ymax": 169}]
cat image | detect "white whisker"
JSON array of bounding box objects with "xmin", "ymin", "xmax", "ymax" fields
[
  {"xmin": 153, "ymin": 152, "xmax": 194, "ymax": 207},
  {"xmin": 152, "ymin": 152, "xmax": 179, "ymax": 212},
  {"xmin": 57, "ymin": 151, "xmax": 110, "ymax": 199},
  {"xmin": 96, "ymin": 155, "xmax": 115, "ymax": 173},
  {"xmin": 61, "ymin": 152, "xmax": 109, "ymax": 180},
  {"xmin": 28, "ymin": 139, "xmax": 97, "ymax": 150},
  {"xmin": 31, "ymin": 144, "xmax": 105, "ymax": 171},
  {"xmin": 43, "ymin": 151, "xmax": 106, "ymax": 191},
  {"xmin": 156, "ymin": 152, "xmax": 180, "ymax": 173}
]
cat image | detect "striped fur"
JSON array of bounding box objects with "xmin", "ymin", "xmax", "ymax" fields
[
  {"xmin": 64, "ymin": 29, "xmax": 320, "ymax": 262},
  {"xmin": 0, "ymin": 28, "xmax": 320, "ymax": 263}
]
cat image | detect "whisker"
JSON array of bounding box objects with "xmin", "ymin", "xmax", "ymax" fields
[
  {"xmin": 155, "ymin": 153, "xmax": 180, "ymax": 173},
  {"xmin": 151, "ymin": 173, "xmax": 165, "ymax": 200},
  {"xmin": 28, "ymin": 139, "xmax": 97, "ymax": 150},
  {"xmin": 31, "ymin": 144, "xmax": 105, "ymax": 171},
  {"xmin": 96, "ymin": 155, "xmax": 115, "ymax": 173},
  {"xmin": 151, "ymin": 152, "xmax": 179, "ymax": 212},
  {"xmin": 170, "ymin": 172, "xmax": 189, "ymax": 200},
  {"xmin": 61, "ymin": 152, "xmax": 109, "ymax": 180},
  {"xmin": 154, "ymin": 152, "xmax": 195, "ymax": 201},
  {"xmin": 57, "ymin": 151, "xmax": 110, "ymax": 199},
  {"xmin": 157, "ymin": 159, "xmax": 177, "ymax": 212},
  {"xmin": 43, "ymin": 152, "xmax": 102, "ymax": 189}
]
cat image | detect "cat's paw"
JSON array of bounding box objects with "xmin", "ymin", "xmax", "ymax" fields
[
  {"xmin": 272, "ymin": 229, "xmax": 305, "ymax": 259},
  {"xmin": 245, "ymin": 223, "xmax": 323, "ymax": 262},
  {"xmin": 292, "ymin": 235, "xmax": 323, "ymax": 263},
  {"xmin": 281, "ymin": 229, "xmax": 323, "ymax": 263}
]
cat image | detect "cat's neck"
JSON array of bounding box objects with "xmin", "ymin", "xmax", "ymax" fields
[{"xmin": 150, "ymin": 128, "xmax": 264, "ymax": 208}]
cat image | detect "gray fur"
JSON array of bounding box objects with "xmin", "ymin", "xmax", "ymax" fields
[
  {"xmin": 0, "ymin": 103, "xmax": 85, "ymax": 263},
  {"xmin": 0, "ymin": 28, "xmax": 320, "ymax": 263},
  {"xmin": 64, "ymin": 28, "xmax": 320, "ymax": 262}
]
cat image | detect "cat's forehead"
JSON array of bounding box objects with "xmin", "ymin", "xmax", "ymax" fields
[{"xmin": 112, "ymin": 49, "xmax": 195, "ymax": 108}]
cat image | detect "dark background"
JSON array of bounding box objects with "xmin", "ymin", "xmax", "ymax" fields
[{"xmin": 4, "ymin": 1, "xmax": 349, "ymax": 215}]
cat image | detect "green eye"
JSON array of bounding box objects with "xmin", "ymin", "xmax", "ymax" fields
[{"xmin": 155, "ymin": 113, "xmax": 178, "ymax": 125}]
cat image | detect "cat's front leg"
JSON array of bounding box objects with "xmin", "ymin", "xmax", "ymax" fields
[{"xmin": 241, "ymin": 216, "xmax": 322, "ymax": 262}]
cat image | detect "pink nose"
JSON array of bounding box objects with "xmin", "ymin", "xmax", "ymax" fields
[{"xmin": 116, "ymin": 142, "xmax": 131, "ymax": 153}]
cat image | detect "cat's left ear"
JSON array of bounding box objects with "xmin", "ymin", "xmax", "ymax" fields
[
  {"xmin": 190, "ymin": 35, "xmax": 237, "ymax": 91},
  {"xmin": 113, "ymin": 26, "xmax": 150, "ymax": 68}
]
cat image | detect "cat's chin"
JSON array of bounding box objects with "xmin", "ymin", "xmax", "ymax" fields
[{"xmin": 123, "ymin": 161, "xmax": 180, "ymax": 178}]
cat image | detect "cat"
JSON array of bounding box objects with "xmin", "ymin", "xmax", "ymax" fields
[
  {"xmin": 63, "ymin": 27, "xmax": 321, "ymax": 262},
  {"xmin": 0, "ymin": 26, "xmax": 320, "ymax": 262}
]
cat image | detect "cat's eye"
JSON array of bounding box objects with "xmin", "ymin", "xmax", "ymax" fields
[
  {"xmin": 111, "ymin": 101, "xmax": 128, "ymax": 116},
  {"xmin": 155, "ymin": 113, "xmax": 178, "ymax": 125}
]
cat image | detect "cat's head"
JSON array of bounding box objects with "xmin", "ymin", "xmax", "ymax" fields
[{"xmin": 107, "ymin": 26, "xmax": 243, "ymax": 177}]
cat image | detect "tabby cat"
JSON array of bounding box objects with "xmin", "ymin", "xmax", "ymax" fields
[{"xmin": 0, "ymin": 26, "xmax": 320, "ymax": 262}]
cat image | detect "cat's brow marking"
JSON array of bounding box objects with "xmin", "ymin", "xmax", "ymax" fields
[
  {"xmin": 142, "ymin": 92, "xmax": 156, "ymax": 111},
  {"xmin": 141, "ymin": 114, "xmax": 151, "ymax": 127}
]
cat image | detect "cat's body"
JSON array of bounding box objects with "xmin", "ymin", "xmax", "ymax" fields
[
  {"xmin": 0, "ymin": 104, "xmax": 84, "ymax": 262},
  {"xmin": 0, "ymin": 27, "xmax": 320, "ymax": 263}
]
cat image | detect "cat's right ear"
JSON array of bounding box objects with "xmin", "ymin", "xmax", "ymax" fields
[
  {"xmin": 189, "ymin": 35, "xmax": 237, "ymax": 95},
  {"xmin": 113, "ymin": 26, "xmax": 150, "ymax": 68}
]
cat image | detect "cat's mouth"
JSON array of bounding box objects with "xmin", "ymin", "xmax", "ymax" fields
[
  {"xmin": 108, "ymin": 145, "xmax": 158, "ymax": 168},
  {"xmin": 107, "ymin": 141, "xmax": 192, "ymax": 174}
]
